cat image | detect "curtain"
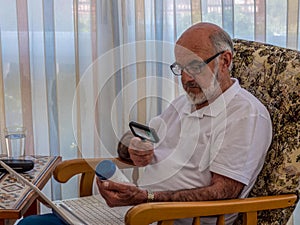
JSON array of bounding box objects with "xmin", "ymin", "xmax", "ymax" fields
[{"xmin": 0, "ymin": 0, "xmax": 299, "ymax": 207}]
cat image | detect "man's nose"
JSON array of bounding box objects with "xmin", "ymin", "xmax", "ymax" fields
[{"xmin": 181, "ymin": 70, "xmax": 195, "ymax": 82}]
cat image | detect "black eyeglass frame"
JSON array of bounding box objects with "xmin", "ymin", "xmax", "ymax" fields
[{"xmin": 170, "ymin": 50, "xmax": 225, "ymax": 76}]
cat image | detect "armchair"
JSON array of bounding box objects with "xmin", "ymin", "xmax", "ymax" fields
[{"xmin": 53, "ymin": 39, "xmax": 299, "ymax": 225}]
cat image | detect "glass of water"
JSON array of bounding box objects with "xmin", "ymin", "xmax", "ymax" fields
[{"xmin": 4, "ymin": 126, "xmax": 26, "ymax": 158}]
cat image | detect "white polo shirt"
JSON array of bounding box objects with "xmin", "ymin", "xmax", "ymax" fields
[{"xmin": 138, "ymin": 78, "xmax": 272, "ymax": 224}]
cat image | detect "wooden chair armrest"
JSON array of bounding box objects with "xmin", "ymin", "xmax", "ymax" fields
[
  {"xmin": 53, "ymin": 157, "xmax": 136, "ymax": 197},
  {"xmin": 125, "ymin": 194, "xmax": 298, "ymax": 225}
]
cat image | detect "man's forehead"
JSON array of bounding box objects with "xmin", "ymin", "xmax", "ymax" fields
[
  {"xmin": 174, "ymin": 45, "xmax": 207, "ymax": 64},
  {"xmin": 174, "ymin": 26, "xmax": 214, "ymax": 64}
]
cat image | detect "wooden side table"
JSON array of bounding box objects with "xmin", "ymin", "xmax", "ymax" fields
[{"xmin": 0, "ymin": 155, "xmax": 62, "ymax": 225}]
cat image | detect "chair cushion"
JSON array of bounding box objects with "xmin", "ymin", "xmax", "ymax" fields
[{"xmin": 232, "ymin": 39, "xmax": 300, "ymax": 224}]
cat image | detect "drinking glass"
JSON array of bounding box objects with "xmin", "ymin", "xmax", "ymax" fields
[{"xmin": 4, "ymin": 127, "xmax": 26, "ymax": 158}]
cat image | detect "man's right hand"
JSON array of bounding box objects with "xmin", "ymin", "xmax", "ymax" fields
[{"xmin": 128, "ymin": 137, "xmax": 154, "ymax": 167}]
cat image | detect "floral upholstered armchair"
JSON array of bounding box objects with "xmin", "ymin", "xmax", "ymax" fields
[
  {"xmin": 54, "ymin": 39, "xmax": 299, "ymax": 225},
  {"xmin": 232, "ymin": 39, "xmax": 300, "ymax": 224}
]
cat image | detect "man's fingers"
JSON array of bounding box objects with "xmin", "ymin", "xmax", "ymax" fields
[
  {"xmin": 129, "ymin": 137, "xmax": 153, "ymax": 151},
  {"xmin": 128, "ymin": 148, "xmax": 153, "ymax": 156}
]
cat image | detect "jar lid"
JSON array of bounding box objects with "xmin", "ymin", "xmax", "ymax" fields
[{"xmin": 95, "ymin": 160, "xmax": 116, "ymax": 180}]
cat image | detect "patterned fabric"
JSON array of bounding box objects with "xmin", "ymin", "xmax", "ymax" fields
[{"xmin": 231, "ymin": 39, "xmax": 300, "ymax": 225}]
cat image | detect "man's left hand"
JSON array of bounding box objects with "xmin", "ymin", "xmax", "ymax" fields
[{"xmin": 96, "ymin": 177, "xmax": 147, "ymax": 207}]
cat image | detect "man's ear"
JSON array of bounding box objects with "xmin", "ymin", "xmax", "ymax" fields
[{"xmin": 220, "ymin": 51, "xmax": 232, "ymax": 72}]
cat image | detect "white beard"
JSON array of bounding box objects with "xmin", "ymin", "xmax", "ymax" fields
[
  {"xmin": 186, "ymin": 64, "xmax": 221, "ymax": 105},
  {"xmin": 186, "ymin": 91, "xmax": 207, "ymax": 105}
]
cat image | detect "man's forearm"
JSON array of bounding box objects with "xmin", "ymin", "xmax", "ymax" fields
[{"xmin": 150, "ymin": 173, "xmax": 244, "ymax": 202}]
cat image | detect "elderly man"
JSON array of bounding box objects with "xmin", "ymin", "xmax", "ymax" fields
[
  {"xmin": 18, "ymin": 22, "xmax": 272, "ymax": 225},
  {"xmin": 97, "ymin": 22, "xmax": 272, "ymax": 225}
]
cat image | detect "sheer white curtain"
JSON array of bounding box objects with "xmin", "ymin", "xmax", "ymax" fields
[{"xmin": 0, "ymin": 0, "xmax": 299, "ymax": 217}]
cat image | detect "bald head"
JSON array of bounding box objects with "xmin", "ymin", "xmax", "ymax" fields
[{"xmin": 176, "ymin": 22, "xmax": 233, "ymax": 57}]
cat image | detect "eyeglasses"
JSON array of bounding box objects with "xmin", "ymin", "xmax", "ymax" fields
[{"xmin": 170, "ymin": 51, "xmax": 225, "ymax": 76}]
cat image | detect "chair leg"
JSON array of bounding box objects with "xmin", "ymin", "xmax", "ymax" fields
[
  {"xmin": 158, "ymin": 220, "xmax": 175, "ymax": 225},
  {"xmin": 243, "ymin": 212, "xmax": 257, "ymax": 225},
  {"xmin": 192, "ymin": 217, "xmax": 201, "ymax": 225},
  {"xmin": 216, "ymin": 215, "xmax": 225, "ymax": 225}
]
